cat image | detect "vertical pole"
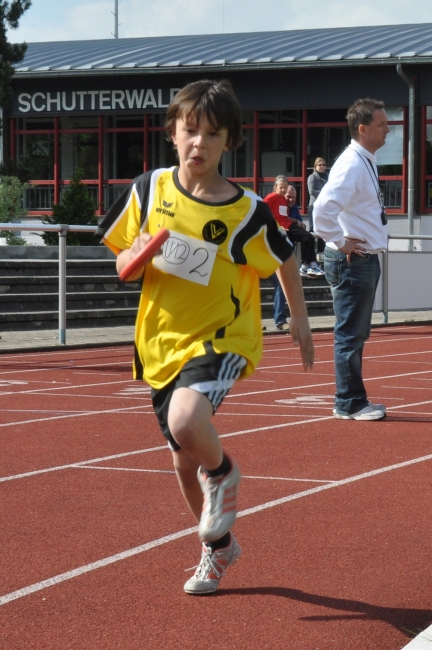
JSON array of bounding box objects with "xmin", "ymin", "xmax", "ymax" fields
[
  {"xmin": 98, "ymin": 115, "xmax": 104, "ymax": 215},
  {"xmin": 382, "ymin": 245, "xmax": 388, "ymax": 324},
  {"xmin": 420, "ymin": 106, "xmax": 426, "ymax": 215},
  {"xmin": 58, "ymin": 228, "xmax": 67, "ymax": 345},
  {"xmin": 54, "ymin": 116, "xmax": 60, "ymax": 205},
  {"xmin": 396, "ymin": 65, "xmax": 415, "ymax": 251},
  {"xmin": 10, "ymin": 117, "xmax": 16, "ymax": 160},
  {"xmin": 143, "ymin": 114, "xmax": 148, "ymax": 173},
  {"xmin": 253, "ymin": 112, "xmax": 259, "ymax": 194},
  {"xmin": 0, "ymin": 108, "xmax": 3, "ymax": 165},
  {"xmin": 301, "ymin": 109, "xmax": 308, "ymax": 213},
  {"xmin": 113, "ymin": 0, "xmax": 118, "ymax": 38}
]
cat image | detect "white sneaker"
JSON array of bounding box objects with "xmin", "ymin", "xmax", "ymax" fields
[
  {"xmin": 333, "ymin": 403, "xmax": 386, "ymax": 421},
  {"xmin": 198, "ymin": 460, "xmax": 240, "ymax": 542},
  {"xmin": 308, "ymin": 266, "xmax": 325, "ymax": 277},
  {"xmin": 369, "ymin": 402, "xmax": 386, "ymax": 412},
  {"xmin": 184, "ymin": 535, "xmax": 241, "ymax": 595}
]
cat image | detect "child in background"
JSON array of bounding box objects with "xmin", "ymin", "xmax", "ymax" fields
[
  {"xmin": 97, "ymin": 79, "xmax": 314, "ymax": 595},
  {"xmin": 263, "ymin": 176, "xmax": 324, "ymax": 277}
]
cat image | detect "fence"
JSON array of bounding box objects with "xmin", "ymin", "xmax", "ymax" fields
[
  {"xmin": 1, "ymin": 223, "xmax": 97, "ymax": 344},
  {"xmin": 1, "ymin": 224, "xmax": 432, "ymax": 344}
]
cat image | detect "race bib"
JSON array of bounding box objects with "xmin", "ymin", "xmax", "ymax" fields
[{"xmin": 152, "ymin": 231, "xmax": 218, "ymax": 286}]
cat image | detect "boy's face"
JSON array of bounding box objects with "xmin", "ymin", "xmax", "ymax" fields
[{"xmin": 172, "ymin": 113, "xmax": 230, "ymax": 175}]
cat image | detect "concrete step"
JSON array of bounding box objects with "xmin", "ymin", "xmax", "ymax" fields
[
  {"xmin": 0, "ymin": 259, "xmax": 118, "ymax": 278},
  {"xmin": 261, "ymin": 300, "xmax": 334, "ymax": 319},
  {"xmin": 0, "ymin": 275, "xmax": 141, "ymax": 295},
  {"xmin": 0, "ymin": 291, "xmax": 141, "ymax": 313}
]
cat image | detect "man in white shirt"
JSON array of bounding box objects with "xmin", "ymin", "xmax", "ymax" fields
[{"xmin": 313, "ymin": 98, "xmax": 389, "ymax": 421}]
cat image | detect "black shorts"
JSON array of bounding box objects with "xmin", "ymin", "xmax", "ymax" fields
[{"xmin": 151, "ymin": 351, "xmax": 247, "ymax": 451}]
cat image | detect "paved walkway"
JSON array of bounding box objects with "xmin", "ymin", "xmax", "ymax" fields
[{"xmin": 1, "ymin": 310, "xmax": 431, "ymax": 353}]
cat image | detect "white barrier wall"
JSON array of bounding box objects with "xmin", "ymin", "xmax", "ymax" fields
[{"xmin": 373, "ymin": 251, "xmax": 432, "ymax": 311}]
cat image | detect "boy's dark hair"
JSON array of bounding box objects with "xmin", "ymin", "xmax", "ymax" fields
[
  {"xmin": 165, "ymin": 79, "xmax": 244, "ymax": 151},
  {"xmin": 346, "ymin": 98, "xmax": 385, "ymax": 139}
]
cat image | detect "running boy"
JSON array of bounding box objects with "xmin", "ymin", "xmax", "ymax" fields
[{"xmin": 97, "ymin": 79, "xmax": 314, "ymax": 595}]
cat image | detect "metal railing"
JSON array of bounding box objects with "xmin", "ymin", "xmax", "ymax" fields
[
  {"xmin": 1, "ymin": 224, "xmax": 432, "ymax": 344},
  {"xmin": 1, "ymin": 223, "xmax": 98, "ymax": 345}
]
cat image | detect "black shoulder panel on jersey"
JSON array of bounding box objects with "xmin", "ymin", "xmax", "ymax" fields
[
  {"xmin": 134, "ymin": 170, "xmax": 154, "ymax": 228},
  {"xmin": 95, "ymin": 170, "xmax": 153, "ymax": 240},
  {"xmin": 230, "ymin": 199, "xmax": 294, "ymax": 265}
]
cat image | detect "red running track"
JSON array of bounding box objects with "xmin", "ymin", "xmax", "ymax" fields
[{"xmin": 1, "ymin": 325, "xmax": 432, "ymax": 649}]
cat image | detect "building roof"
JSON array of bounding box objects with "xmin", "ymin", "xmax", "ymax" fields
[{"xmin": 15, "ymin": 22, "xmax": 432, "ymax": 77}]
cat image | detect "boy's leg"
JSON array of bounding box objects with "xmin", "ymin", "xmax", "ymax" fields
[
  {"xmin": 272, "ymin": 273, "xmax": 288, "ymax": 327},
  {"xmin": 168, "ymin": 386, "xmax": 240, "ymax": 543},
  {"xmin": 152, "ymin": 352, "xmax": 246, "ymax": 594},
  {"xmin": 168, "ymin": 387, "xmax": 222, "ymax": 470},
  {"xmin": 288, "ymin": 223, "xmax": 318, "ymax": 265},
  {"xmin": 170, "ymin": 436, "xmax": 242, "ymax": 596},
  {"xmin": 171, "ymin": 447, "xmax": 202, "ymax": 521}
]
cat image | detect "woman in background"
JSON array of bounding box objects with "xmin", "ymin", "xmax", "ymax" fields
[{"xmin": 307, "ymin": 157, "xmax": 328, "ymax": 260}]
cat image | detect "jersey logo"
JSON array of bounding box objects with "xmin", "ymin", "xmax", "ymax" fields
[
  {"xmin": 202, "ymin": 220, "xmax": 228, "ymax": 245},
  {"xmin": 156, "ymin": 199, "xmax": 175, "ymax": 218}
]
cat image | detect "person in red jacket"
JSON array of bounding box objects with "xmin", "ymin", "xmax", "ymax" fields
[{"xmin": 263, "ymin": 176, "xmax": 323, "ymax": 277}]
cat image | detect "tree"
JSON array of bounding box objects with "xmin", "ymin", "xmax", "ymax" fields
[
  {"xmin": 0, "ymin": 1, "xmax": 32, "ymax": 129},
  {"xmin": 0, "ymin": 174, "xmax": 28, "ymax": 244},
  {"xmin": 41, "ymin": 168, "xmax": 100, "ymax": 246}
]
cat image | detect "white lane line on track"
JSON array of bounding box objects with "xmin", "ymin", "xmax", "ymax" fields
[
  {"xmin": 0, "ymin": 446, "xmax": 168, "ymax": 483},
  {"xmin": 241, "ymin": 475, "xmax": 337, "ymax": 483},
  {"xmin": 257, "ymin": 351, "xmax": 432, "ymax": 371},
  {"xmin": 2, "ymin": 397, "xmax": 432, "ymax": 484},
  {"xmin": 228, "ymin": 370, "xmax": 432, "ymax": 398},
  {"xmin": 1, "ymin": 451, "xmax": 432, "ymax": 607},
  {"xmin": 0, "ymin": 360, "xmax": 132, "ymax": 377},
  {"xmin": 75, "ymin": 466, "xmax": 334, "ymax": 483},
  {"xmin": 1, "ymin": 362, "xmax": 431, "ymax": 401},
  {"xmin": 0, "ymin": 403, "xmax": 155, "ymax": 428},
  {"xmin": 4, "ymin": 364, "xmax": 427, "ymax": 403},
  {"xmin": 263, "ymin": 334, "xmax": 432, "ymax": 355},
  {"xmin": 76, "ymin": 465, "xmax": 176, "ymax": 474},
  {"xmin": 0, "ymin": 346, "xmax": 131, "ymax": 360},
  {"xmin": 402, "ymin": 624, "xmax": 432, "ymax": 649},
  {"xmin": 0, "ymin": 379, "xmax": 136, "ymax": 396},
  {"xmin": 2, "ymin": 342, "xmax": 431, "ymax": 381},
  {"xmin": 0, "ymin": 417, "xmax": 332, "ymax": 483}
]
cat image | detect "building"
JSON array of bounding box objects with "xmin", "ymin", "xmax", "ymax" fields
[{"xmin": 3, "ymin": 22, "xmax": 432, "ymax": 231}]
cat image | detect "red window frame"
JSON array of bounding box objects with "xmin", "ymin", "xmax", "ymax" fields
[{"xmin": 9, "ymin": 108, "xmax": 408, "ymax": 217}]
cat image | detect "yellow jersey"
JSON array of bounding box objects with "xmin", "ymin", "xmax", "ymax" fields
[{"xmin": 97, "ymin": 167, "xmax": 293, "ymax": 389}]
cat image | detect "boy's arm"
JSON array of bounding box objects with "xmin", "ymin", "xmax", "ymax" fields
[{"xmin": 276, "ymin": 255, "xmax": 314, "ymax": 370}]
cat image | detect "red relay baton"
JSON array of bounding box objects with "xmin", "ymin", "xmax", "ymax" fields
[{"xmin": 119, "ymin": 228, "xmax": 170, "ymax": 282}]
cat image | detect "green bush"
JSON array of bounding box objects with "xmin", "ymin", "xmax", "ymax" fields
[
  {"xmin": 0, "ymin": 175, "xmax": 29, "ymax": 244},
  {"xmin": 41, "ymin": 168, "xmax": 100, "ymax": 246}
]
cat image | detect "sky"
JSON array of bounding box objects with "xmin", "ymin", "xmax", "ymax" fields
[{"xmin": 7, "ymin": 0, "xmax": 432, "ymax": 43}]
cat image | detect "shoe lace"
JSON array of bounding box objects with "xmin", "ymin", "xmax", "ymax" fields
[{"xmin": 194, "ymin": 547, "xmax": 224, "ymax": 580}]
